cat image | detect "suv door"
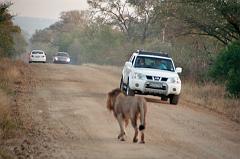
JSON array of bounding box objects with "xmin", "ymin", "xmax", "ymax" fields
[{"xmin": 122, "ymin": 54, "xmax": 135, "ymax": 84}]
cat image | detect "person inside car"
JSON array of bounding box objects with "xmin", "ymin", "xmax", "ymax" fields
[
  {"xmin": 155, "ymin": 59, "xmax": 167, "ymax": 70},
  {"xmin": 136, "ymin": 58, "xmax": 145, "ymax": 68}
]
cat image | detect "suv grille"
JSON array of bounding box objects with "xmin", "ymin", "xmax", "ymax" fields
[
  {"xmin": 161, "ymin": 77, "xmax": 168, "ymax": 81},
  {"xmin": 146, "ymin": 76, "xmax": 153, "ymax": 80},
  {"xmin": 146, "ymin": 75, "xmax": 168, "ymax": 81}
]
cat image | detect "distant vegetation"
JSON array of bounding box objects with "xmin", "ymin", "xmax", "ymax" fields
[
  {"xmin": 0, "ymin": 2, "xmax": 27, "ymax": 58},
  {"xmin": 30, "ymin": 10, "xmax": 128, "ymax": 64}
]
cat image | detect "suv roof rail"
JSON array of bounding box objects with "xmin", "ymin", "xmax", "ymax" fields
[{"xmin": 136, "ymin": 50, "xmax": 169, "ymax": 57}]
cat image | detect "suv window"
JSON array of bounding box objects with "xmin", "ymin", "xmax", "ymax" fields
[
  {"xmin": 32, "ymin": 51, "xmax": 44, "ymax": 54},
  {"xmin": 134, "ymin": 56, "xmax": 174, "ymax": 72}
]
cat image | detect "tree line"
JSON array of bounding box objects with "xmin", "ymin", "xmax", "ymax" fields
[{"xmin": 0, "ymin": 2, "xmax": 27, "ymax": 58}]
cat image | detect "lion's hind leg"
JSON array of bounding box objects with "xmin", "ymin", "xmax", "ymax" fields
[
  {"xmin": 139, "ymin": 132, "xmax": 145, "ymax": 144},
  {"xmin": 131, "ymin": 117, "xmax": 138, "ymax": 143},
  {"xmin": 116, "ymin": 114, "xmax": 126, "ymax": 141},
  {"xmin": 139, "ymin": 125, "xmax": 145, "ymax": 144},
  {"xmin": 117, "ymin": 132, "xmax": 126, "ymax": 141},
  {"xmin": 125, "ymin": 118, "xmax": 129, "ymax": 128}
]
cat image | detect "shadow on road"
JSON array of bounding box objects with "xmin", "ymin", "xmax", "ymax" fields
[{"xmin": 144, "ymin": 97, "xmax": 168, "ymax": 104}]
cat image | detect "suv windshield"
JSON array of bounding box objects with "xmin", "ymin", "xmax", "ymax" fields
[
  {"xmin": 32, "ymin": 51, "xmax": 43, "ymax": 54},
  {"xmin": 57, "ymin": 52, "xmax": 69, "ymax": 57},
  {"xmin": 134, "ymin": 56, "xmax": 174, "ymax": 72}
]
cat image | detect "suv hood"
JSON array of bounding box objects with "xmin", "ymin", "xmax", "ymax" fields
[{"xmin": 133, "ymin": 68, "xmax": 179, "ymax": 78}]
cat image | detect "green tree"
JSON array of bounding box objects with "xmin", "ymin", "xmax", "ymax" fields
[
  {"xmin": 87, "ymin": 0, "xmax": 163, "ymax": 42},
  {"xmin": 160, "ymin": 0, "xmax": 240, "ymax": 45},
  {"xmin": 0, "ymin": 2, "xmax": 25, "ymax": 57},
  {"xmin": 87, "ymin": 0, "xmax": 135, "ymax": 40},
  {"xmin": 210, "ymin": 40, "xmax": 240, "ymax": 97}
]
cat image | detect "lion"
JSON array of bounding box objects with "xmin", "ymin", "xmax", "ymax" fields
[{"xmin": 106, "ymin": 88, "xmax": 147, "ymax": 143}]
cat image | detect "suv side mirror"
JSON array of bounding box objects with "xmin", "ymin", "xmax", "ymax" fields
[{"xmin": 176, "ymin": 67, "xmax": 182, "ymax": 73}]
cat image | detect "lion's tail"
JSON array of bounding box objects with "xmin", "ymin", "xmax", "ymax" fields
[{"xmin": 139, "ymin": 98, "xmax": 147, "ymax": 131}]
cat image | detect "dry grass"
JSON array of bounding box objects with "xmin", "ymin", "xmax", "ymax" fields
[
  {"xmin": 0, "ymin": 90, "xmax": 16, "ymax": 139},
  {"xmin": 0, "ymin": 58, "xmax": 35, "ymax": 158},
  {"xmin": 182, "ymin": 81, "xmax": 240, "ymax": 123},
  {"xmin": 0, "ymin": 58, "xmax": 29, "ymax": 139},
  {"xmin": 0, "ymin": 149, "xmax": 13, "ymax": 159},
  {"xmin": 0, "ymin": 58, "xmax": 23, "ymax": 92}
]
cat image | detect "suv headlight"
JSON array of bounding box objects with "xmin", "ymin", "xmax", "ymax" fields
[
  {"xmin": 168, "ymin": 77, "xmax": 181, "ymax": 84},
  {"xmin": 133, "ymin": 72, "xmax": 145, "ymax": 80}
]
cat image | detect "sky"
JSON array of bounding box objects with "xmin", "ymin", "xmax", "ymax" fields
[{"xmin": 8, "ymin": 0, "xmax": 89, "ymax": 19}]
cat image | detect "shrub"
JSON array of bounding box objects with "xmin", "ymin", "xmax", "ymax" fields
[
  {"xmin": 0, "ymin": 59, "xmax": 24, "ymax": 139},
  {"xmin": 210, "ymin": 41, "xmax": 240, "ymax": 97}
]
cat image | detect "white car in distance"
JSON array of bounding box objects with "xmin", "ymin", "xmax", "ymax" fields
[
  {"xmin": 29, "ymin": 50, "xmax": 46, "ymax": 63},
  {"xmin": 120, "ymin": 50, "xmax": 182, "ymax": 105}
]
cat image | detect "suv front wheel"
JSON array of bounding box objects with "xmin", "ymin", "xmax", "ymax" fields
[{"xmin": 169, "ymin": 95, "xmax": 179, "ymax": 105}]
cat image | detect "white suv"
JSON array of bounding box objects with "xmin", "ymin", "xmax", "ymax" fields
[{"xmin": 120, "ymin": 50, "xmax": 182, "ymax": 105}]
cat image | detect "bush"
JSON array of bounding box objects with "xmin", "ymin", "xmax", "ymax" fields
[
  {"xmin": 227, "ymin": 69, "xmax": 240, "ymax": 97},
  {"xmin": 0, "ymin": 59, "xmax": 27, "ymax": 139},
  {"xmin": 210, "ymin": 41, "xmax": 240, "ymax": 97},
  {"xmin": 0, "ymin": 2, "xmax": 26, "ymax": 58}
]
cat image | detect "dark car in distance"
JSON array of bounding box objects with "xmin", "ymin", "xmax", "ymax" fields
[{"xmin": 53, "ymin": 52, "xmax": 70, "ymax": 64}]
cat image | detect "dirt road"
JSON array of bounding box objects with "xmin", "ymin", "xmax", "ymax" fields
[{"xmin": 25, "ymin": 64, "xmax": 240, "ymax": 159}]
